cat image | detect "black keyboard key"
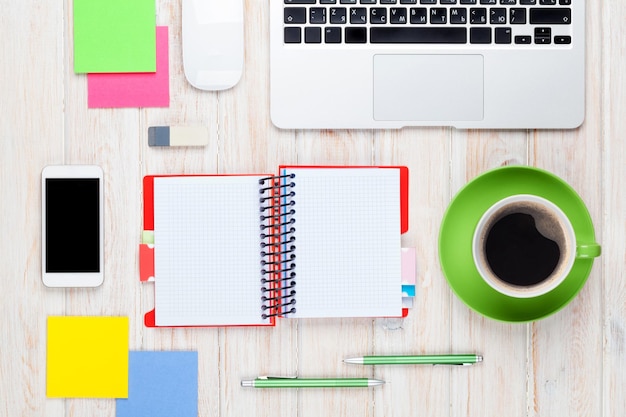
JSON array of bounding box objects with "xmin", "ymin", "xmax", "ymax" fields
[
  {"xmin": 510, "ymin": 8, "xmax": 526, "ymax": 24},
  {"xmin": 284, "ymin": 27, "xmax": 302, "ymax": 43},
  {"xmin": 390, "ymin": 8, "xmax": 408, "ymax": 24},
  {"xmin": 310, "ymin": 8, "xmax": 327, "ymax": 23},
  {"xmin": 370, "ymin": 8, "xmax": 387, "ymax": 24},
  {"xmin": 450, "ymin": 8, "xmax": 468, "ymax": 24},
  {"xmin": 325, "ymin": 27, "xmax": 342, "ymax": 43},
  {"xmin": 539, "ymin": 0, "xmax": 556, "ymax": 4},
  {"xmin": 284, "ymin": 0, "xmax": 315, "ymax": 3},
  {"xmin": 554, "ymin": 35, "xmax": 571, "ymax": 44},
  {"xmin": 410, "ymin": 8, "xmax": 428, "ymax": 23},
  {"xmin": 495, "ymin": 27, "xmax": 512, "ymax": 43},
  {"xmin": 345, "ymin": 27, "xmax": 367, "ymax": 43},
  {"xmin": 490, "ymin": 8, "xmax": 506, "ymax": 24},
  {"xmin": 370, "ymin": 27, "xmax": 467, "ymax": 43},
  {"xmin": 519, "ymin": 0, "xmax": 536, "ymax": 4},
  {"xmin": 515, "ymin": 35, "xmax": 531, "ymax": 44},
  {"xmin": 285, "ymin": 7, "xmax": 307, "ymax": 24},
  {"xmin": 431, "ymin": 8, "xmax": 448, "ymax": 24},
  {"xmin": 530, "ymin": 8, "xmax": 571, "ymax": 24},
  {"xmin": 350, "ymin": 7, "xmax": 367, "ymax": 23},
  {"xmin": 470, "ymin": 27, "xmax": 491, "ymax": 43},
  {"xmin": 534, "ymin": 26, "xmax": 551, "ymax": 43},
  {"xmin": 470, "ymin": 8, "xmax": 487, "ymax": 24},
  {"xmin": 305, "ymin": 27, "xmax": 322, "ymax": 43},
  {"xmin": 330, "ymin": 8, "xmax": 347, "ymax": 23}
]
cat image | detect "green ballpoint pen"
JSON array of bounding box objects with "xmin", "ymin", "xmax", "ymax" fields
[
  {"xmin": 344, "ymin": 354, "xmax": 483, "ymax": 366},
  {"xmin": 241, "ymin": 376, "xmax": 385, "ymax": 388}
]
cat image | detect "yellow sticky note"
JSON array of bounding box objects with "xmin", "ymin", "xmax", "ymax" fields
[{"xmin": 47, "ymin": 316, "xmax": 129, "ymax": 398}]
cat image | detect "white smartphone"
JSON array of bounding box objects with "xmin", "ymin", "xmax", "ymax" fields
[{"xmin": 41, "ymin": 165, "xmax": 104, "ymax": 287}]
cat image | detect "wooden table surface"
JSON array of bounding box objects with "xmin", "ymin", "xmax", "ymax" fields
[{"xmin": 1, "ymin": 1, "xmax": 625, "ymax": 416}]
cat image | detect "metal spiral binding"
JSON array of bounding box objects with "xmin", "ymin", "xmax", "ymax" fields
[{"xmin": 258, "ymin": 173, "xmax": 297, "ymax": 319}]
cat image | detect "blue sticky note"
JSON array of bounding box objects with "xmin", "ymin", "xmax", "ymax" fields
[{"xmin": 116, "ymin": 351, "xmax": 198, "ymax": 417}]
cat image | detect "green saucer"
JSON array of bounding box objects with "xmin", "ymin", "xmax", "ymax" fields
[{"xmin": 438, "ymin": 166, "xmax": 599, "ymax": 322}]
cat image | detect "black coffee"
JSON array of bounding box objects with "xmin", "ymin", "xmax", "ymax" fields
[{"xmin": 485, "ymin": 213, "xmax": 560, "ymax": 287}]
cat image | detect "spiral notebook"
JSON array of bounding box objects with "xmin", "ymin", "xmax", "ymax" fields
[{"xmin": 140, "ymin": 166, "xmax": 409, "ymax": 327}]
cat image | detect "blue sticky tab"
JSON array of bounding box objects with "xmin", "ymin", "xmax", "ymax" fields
[{"xmin": 402, "ymin": 285, "xmax": 415, "ymax": 297}]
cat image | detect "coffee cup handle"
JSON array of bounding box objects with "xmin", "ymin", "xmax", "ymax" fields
[{"xmin": 576, "ymin": 243, "xmax": 601, "ymax": 259}]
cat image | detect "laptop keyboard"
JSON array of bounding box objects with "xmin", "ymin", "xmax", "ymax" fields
[{"xmin": 283, "ymin": 0, "xmax": 574, "ymax": 46}]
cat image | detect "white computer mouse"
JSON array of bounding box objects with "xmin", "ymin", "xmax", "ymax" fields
[{"xmin": 182, "ymin": 0, "xmax": 244, "ymax": 91}]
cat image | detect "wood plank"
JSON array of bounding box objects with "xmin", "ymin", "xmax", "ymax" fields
[
  {"xmin": 61, "ymin": 1, "xmax": 143, "ymax": 416},
  {"xmin": 528, "ymin": 3, "xmax": 604, "ymax": 416},
  {"xmin": 449, "ymin": 129, "xmax": 529, "ymax": 417},
  {"xmin": 293, "ymin": 131, "xmax": 377, "ymax": 417},
  {"xmin": 138, "ymin": 5, "xmax": 224, "ymax": 417},
  {"xmin": 602, "ymin": 1, "xmax": 626, "ymax": 416},
  {"xmin": 373, "ymin": 128, "xmax": 452, "ymax": 417},
  {"xmin": 218, "ymin": 2, "xmax": 298, "ymax": 417},
  {"xmin": 0, "ymin": 2, "xmax": 65, "ymax": 417}
]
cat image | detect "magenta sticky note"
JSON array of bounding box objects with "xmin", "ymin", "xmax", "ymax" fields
[{"xmin": 88, "ymin": 26, "xmax": 169, "ymax": 108}]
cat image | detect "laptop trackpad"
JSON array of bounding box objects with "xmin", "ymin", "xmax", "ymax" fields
[{"xmin": 373, "ymin": 55, "xmax": 484, "ymax": 122}]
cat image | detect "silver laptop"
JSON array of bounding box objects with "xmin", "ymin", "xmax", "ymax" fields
[{"xmin": 269, "ymin": 0, "xmax": 584, "ymax": 129}]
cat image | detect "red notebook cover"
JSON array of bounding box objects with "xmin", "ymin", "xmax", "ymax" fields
[{"xmin": 140, "ymin": 167, "xmax": 410, "ymax": 327}]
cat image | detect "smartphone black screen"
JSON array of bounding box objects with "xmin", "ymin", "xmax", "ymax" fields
[{"xmin": 45, "ymin": 178, "xmax": 100, "ymax": 272}]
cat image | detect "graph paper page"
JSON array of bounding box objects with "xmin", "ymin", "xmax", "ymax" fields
[
  {"xmin": 153, "ymin": 176, "xmax": 270, "ymax": 326},
  {"xmin": 282, "ymin": 168, "xmax": 402, "ymax": 318}
]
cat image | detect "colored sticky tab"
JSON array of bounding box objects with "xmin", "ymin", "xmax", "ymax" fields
[
  {"xmin": 46, "ymin": 316, "xmax": 129, "ymax": 398},
  {"xmin": 73, "ymin": 0, "xmax": 156, "ymax": 73},
  {"xmin": 401, "ymin": 247, "xmax": 416, "ymax": 285},
  {"xmin": 88, "ymin": 26, "xmax": 169, "ymax": 108},
  {"xmin": 116, "ymin": 351, "xmax": 198, "ymax": 417},
  {"xmin": 142, "ymin": 230, "xmax": 155, "ymax": 244},
  {"xmin": 140, "ymin": 243, "xmax": 155, "ymax": 282},
  {"xmin": 402, "ymin": 285, "xmax": 415, "ymax": 297},
  {"xmin": 401, "ymin": 248, "xmax": 416, "ymax": 311}
]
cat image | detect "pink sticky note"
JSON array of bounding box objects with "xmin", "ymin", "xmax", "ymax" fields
[{"xmin": 88, "ymin": 26, "xmax": 169, "ymax": 108}]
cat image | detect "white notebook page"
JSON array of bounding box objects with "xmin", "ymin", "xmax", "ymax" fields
[
  {"xmin": 282, "ymin": 168, "xmax": 402, "ymax": 318},
  {"xmin": 153, "ymin": 176, "xmax": 270, "ymax": 326}
]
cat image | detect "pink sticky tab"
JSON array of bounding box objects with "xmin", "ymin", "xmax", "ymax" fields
[
  {"xmin": 139, "ymin": 244, "xmax": 155, "ymax": 282},
  {"xmin": 88, "ymin": 26, "xmax": 169, "ymax": 108},
  {"xmin": 401, "ymin": 247, "xmax": 416, "ymax": 285}
]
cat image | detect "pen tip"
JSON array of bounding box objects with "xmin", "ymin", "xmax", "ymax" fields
[{"xmin": 477, "ymin": 355, "xmax": 483, "ymax": 363}]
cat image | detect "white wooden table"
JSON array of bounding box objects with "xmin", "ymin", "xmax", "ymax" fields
[{"xmin": 1, "ymin": 1, "xmax": 624, "ymax": 416}]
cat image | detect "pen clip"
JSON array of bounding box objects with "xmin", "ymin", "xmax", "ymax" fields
[
  {"xmin": 433, "ymin": 363, "xmax": 474, "ymax": 367},
  {"xmin": 258, "ymin": 375, "xmax": 298, "ymax": 380}
]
